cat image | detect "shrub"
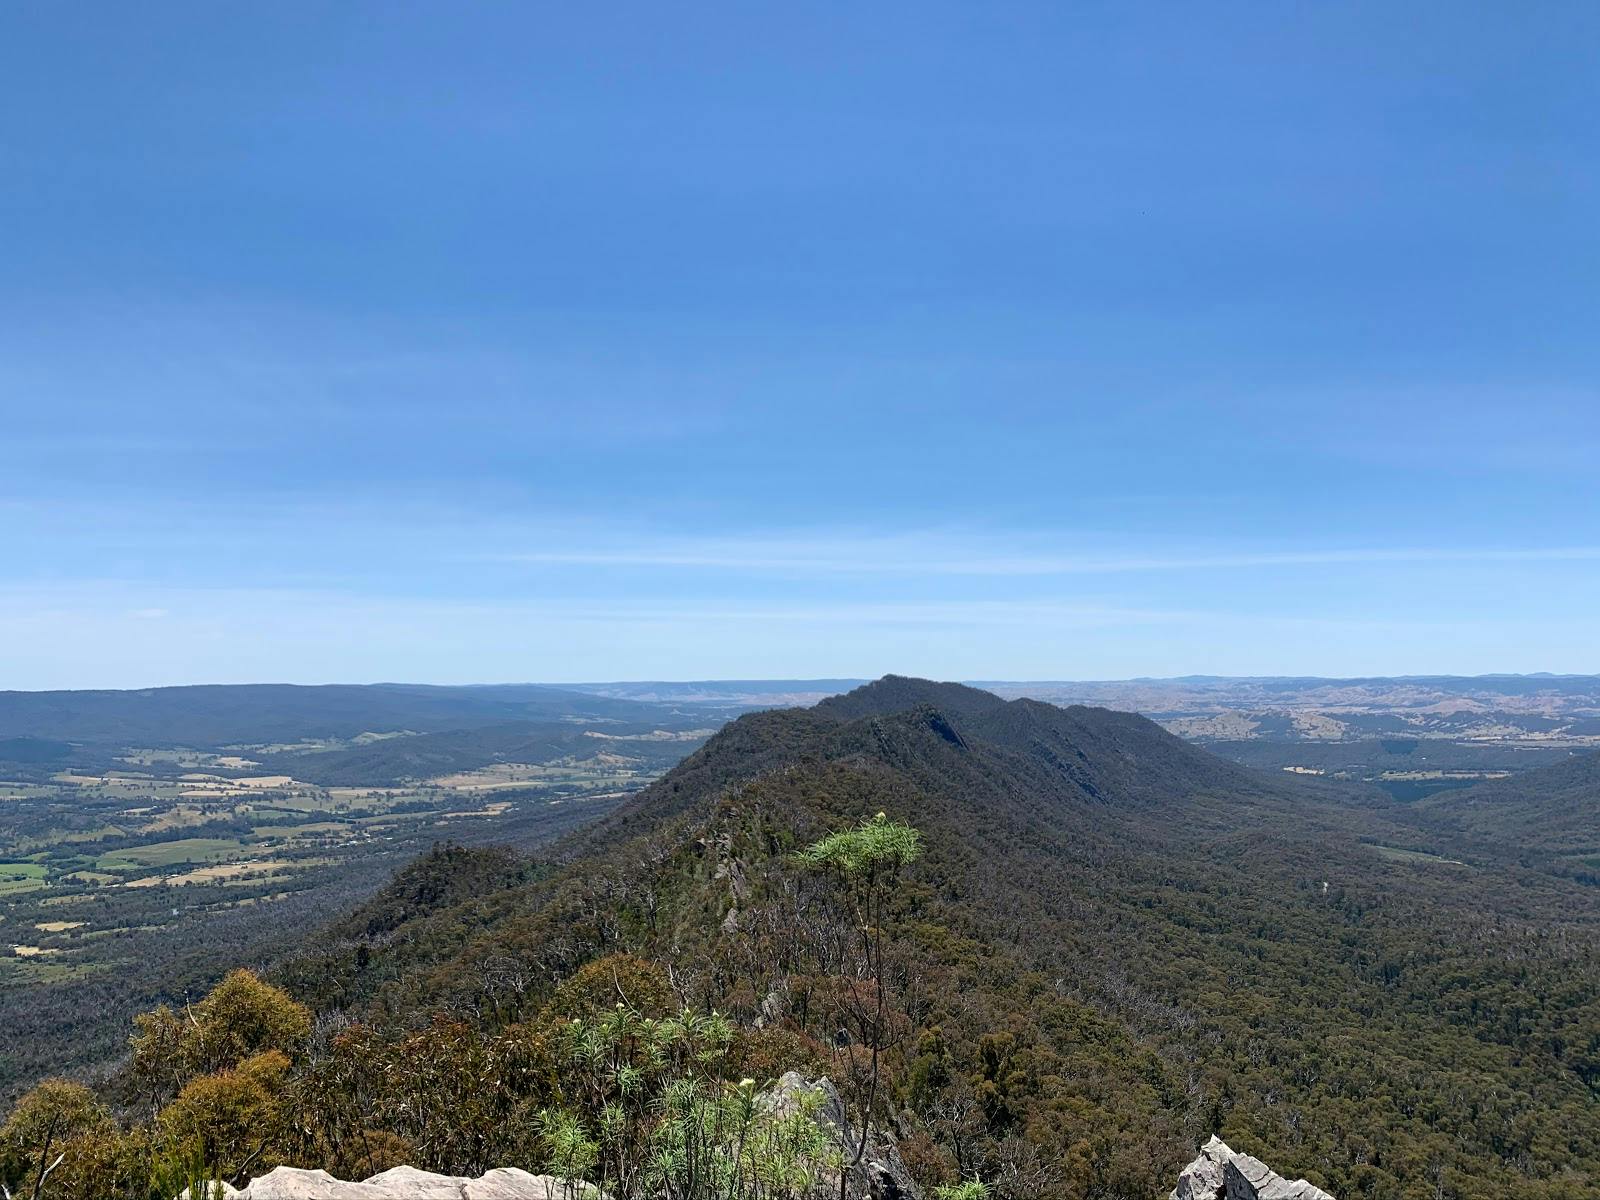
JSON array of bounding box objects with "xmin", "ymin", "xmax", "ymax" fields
[
  {"xmin": 156, "ymin": 1051, "xmax": 292, "ymax": 1182},
  {"xmin": 546, "ymin": 954, "xmax": 676, "ymax": 1021},
  {"xmin": 0, "ymin": 1080, "xmax": 142, "ymax": 1200},
  {"xmin": 131, "ymin": 970, "xmax": 312, "ymax": 1104}
]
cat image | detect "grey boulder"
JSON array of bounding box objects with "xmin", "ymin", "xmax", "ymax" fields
[
  {"xmin": 1171, "ymin": 1137, "xmax": 1334, "ymax": 1200},
  {"xmin": 198, "ymin": 1166, "xmax": 602, "ymax": 1199}
]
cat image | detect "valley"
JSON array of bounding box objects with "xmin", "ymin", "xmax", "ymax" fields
[
  {"xmin": 0, "ymin": 685, "xmax": 728, "ymax": 1096},
  {"xmin": 984, "ymin": 675, "xmax": 1600, "ymax": 802},
  {"xmin": 1, "ymin": 751, "xmax": 645, "ymax": 973}
]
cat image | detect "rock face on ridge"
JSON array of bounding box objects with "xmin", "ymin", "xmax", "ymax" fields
[{"xmin": 1171, "ymin": 1136, "xmax": 1335, "ymax": 1200}]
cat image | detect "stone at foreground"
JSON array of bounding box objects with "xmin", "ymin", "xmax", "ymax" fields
[
  {"xmin": 1171, "ymin": 1136, "xmax": 1335, "ymax": 1200},
  {"xmin": 1171, "ymin": 1135, "xmax": 1231, "ymax": 1200},
  {"xmin": 195, "ymin": 1166, "xmax": 604, "ymax": 1199},
  {"xmin": 188, "ymin": 1070, "xmax": 901, "ymax": 1200}
]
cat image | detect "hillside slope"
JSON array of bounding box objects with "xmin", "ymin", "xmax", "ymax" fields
[
  {"xmin": 0, "ymin": 682, "xmax": 692, "ymax": 748},
  {"xmin": 279, "ymin": 678, "xmax": 1600, "ymax": 1200},
  {"xmin": 1418, "ymin": 750, "xmax": 1600, "ymax": 880}
]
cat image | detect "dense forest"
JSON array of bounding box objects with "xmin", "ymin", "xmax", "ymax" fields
[
  {"xmin": 3, "ymin": 678, "xmax": 1597, "ymax": 1199},
  {"xmin": 1418, "ymin": 752, "xmax": 1600, "ymax": 881},
  {"xmin": 0, "ymin": 682, "xmax": 706, "ymax": 747}
]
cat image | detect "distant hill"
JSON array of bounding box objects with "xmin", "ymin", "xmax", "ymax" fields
[
  {"xmin": 257, "ymin": 719, "xmax": 712, "ymax": 787},
  {"xmin": 0, "ymin": 682, "xmax": 699, "ymax": 748},
  {"xmin": 279, "ymin": 677, "xmax": 1600, "ymax": 1199},
  {"xmin": 987, "ymin": 674, "xmax": 1600, "ymax": 750},
  {"xmin": 1419, "ymin": 749, "xmax": 1600, "ymax": 880},
  {"xmin": 564, "ymin": 679, "xmax": 868, "ymax": 707}
]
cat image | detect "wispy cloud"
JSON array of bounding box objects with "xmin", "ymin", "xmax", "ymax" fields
[
  {"xmin": 0, "ymin": 585, "xmax": 1172, "ymax": 628},
  {"xmin": 482, "ymin": 536, "xmax": 1600, "ymax": 577}
]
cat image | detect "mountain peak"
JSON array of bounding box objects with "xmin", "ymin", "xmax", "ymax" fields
[{"xmin": 814, "ymin": 675, "xmax": 1008, "ymax": 722}]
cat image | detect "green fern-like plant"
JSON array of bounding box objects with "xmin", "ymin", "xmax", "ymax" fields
[
  {"xmin": 795, "ymin": 812, "xmax": 923, "ymax": 877},
  {"xmin": 538, "ymin": 1006, "xmax": 838, "ymax": 1200},
  {"xmin": 147, "ymin": 1138, "xmax": 226, "ymax": 1200}
]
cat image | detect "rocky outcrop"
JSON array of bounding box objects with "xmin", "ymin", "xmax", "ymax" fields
[
  {"xmin": 184, "ymin": 1166, "xmax": 603, "ymax": 1199},
  {"xmin": 184, "ymin": 1073, "xmax": 913, "ymax": 1200},
  {"xmin": 1171, "ymin": 1137, "xmax": 1335, "ymax": 1200},
  {"xmin": 1171, "ymin": 1136, "xmax": 1232, "ymax": 1200},
  {"xmin": 192, "ymin": 1128, "xmax": 1327, "ymax": 1200}
]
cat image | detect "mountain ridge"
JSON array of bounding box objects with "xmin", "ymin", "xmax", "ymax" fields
[
  {"xmin": 0, "ymin": 682, "xmax": 697, "ymax": 747},
  {"xmin": 273, "ymin": 677, "xmax": 1600, "ymax": 1198}
]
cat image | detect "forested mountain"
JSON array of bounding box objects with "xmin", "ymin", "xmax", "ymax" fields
[
  {"xmin": 261, "ymin": 677, "xmax": 1600, "ymax": 1200},
  {"xmin": 0, "ymin": 683, "xmax": 700, "ymax": 748},
  {"xmin": 1419, "ymin": 750, "xmax": 1600, "ymax": 880}
]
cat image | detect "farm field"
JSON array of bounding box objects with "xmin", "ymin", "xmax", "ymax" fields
[
  {"xmin": 0, "ymin": 715, "xmax": 715, "ymax": 1098},
  {"xmin": 0, "ymin": 757, "xmax": 662, "ymax": 954}
]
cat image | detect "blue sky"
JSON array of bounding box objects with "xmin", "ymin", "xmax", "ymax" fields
[{"xmin": 2, "ymin": 2, "xmax": 1597, "ymax": 688}]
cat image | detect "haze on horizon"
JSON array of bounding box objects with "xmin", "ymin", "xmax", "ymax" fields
[{"xmin": 3, "ymin": 3, "xmax": 1597, "ymax": 690}]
